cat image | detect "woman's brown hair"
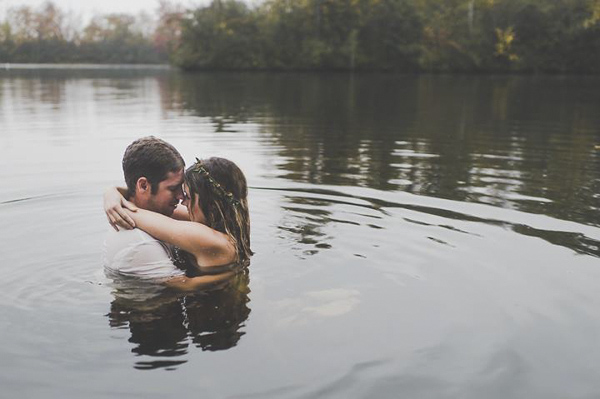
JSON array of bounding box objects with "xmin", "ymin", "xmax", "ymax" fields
[{"xmin": 185, "ymin": 157, "xmax": 252, "ymax": 263}]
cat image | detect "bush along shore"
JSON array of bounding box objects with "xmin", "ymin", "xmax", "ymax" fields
[{"xmin": 1, "ymin": 0, "xmax": 600, "ymax": 73}]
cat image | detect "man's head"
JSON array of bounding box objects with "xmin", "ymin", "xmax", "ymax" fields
[{"xmin": 122, "ymin": 136, "xmax": 185, "ymax": 216}]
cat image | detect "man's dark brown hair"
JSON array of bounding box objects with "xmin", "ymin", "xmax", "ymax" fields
[{"xmin": 122, "ymin": 136, "xmax": 185, "ymax": 197}]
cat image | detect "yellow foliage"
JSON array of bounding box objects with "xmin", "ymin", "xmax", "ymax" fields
[
  {"xmin": 494, "ymin": 26, "xmax": 518, "ymax": 61},
  {"xmin": 583, "ymin": 0, "xmax": 600, "ymax": 28}
]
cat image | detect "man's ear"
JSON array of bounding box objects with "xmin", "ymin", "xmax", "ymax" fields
[{"xmin": 136, "ymin": 177, "xmax": 150, "ymax": 196}]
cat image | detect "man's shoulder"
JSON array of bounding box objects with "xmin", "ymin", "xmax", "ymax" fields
[
  {"xmin": 103, "ymin": 228, "xmax": 165, "ymax": 258},
  {"xmin": 105, "ymin": 228, "xmax": 158, "ymax": 243},
  {"xmin": 103, "ymin": 228, "xmax": 184, "ymax": 280}
]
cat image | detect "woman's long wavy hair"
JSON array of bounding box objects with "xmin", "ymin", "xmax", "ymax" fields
[{"xmin": 185, "ymin": 157, "xmax": 253, "ymax": 263}]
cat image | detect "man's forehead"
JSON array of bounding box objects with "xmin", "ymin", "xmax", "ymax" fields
[{"xmin": 162, "ymin": 169, "xmax": 184, "ymax": 185}]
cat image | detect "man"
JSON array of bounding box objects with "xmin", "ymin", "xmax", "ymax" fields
[
  {"xmin": 105, "ymin": 136, "xmax": 185, "ymax": 229},
  {"xmin": 103, "ymin": 136, "xmax": 233, "ymax": 290}
]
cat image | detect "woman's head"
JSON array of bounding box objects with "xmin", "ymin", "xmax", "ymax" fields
[{"xmin": 183, "ymin": 157, "xmax": 252, "ymax": 262}]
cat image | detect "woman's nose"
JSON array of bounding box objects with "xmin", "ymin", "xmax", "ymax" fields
[{"xmin": 176, "ymin": 189, "xmax": 184, "ymax": 201}]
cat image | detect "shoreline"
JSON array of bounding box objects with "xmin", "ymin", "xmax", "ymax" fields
[
  {"xmin": 2, "ymin": 63, "xmax": 172, "ymax": 70},
  {"xmin": 2, "ymin": 63, "xmax": 599, "ymax": 76}
]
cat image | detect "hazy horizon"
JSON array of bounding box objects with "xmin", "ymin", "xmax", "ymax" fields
[{"xmin": 0, "ymin": 0, "xmax": 207, "ymax": 20}]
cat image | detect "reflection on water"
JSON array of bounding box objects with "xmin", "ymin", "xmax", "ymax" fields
[
  {"xmin": 1, "ymin": 68, "xmax": 600, "ymax": 397},
  {"xmin": 170, "ymin": 73, "xmax": 600, "ymax": 258},
  {"xmin": 156, "ymin": 73, "xmax": 600, "ymax": 229},
  {"xmin": 106, "ymin": 270, "xmax": 251, "ymax": 370},
  {"xmin": 272, "ymin": 185, "xmax": 600, "ymax": 259}
]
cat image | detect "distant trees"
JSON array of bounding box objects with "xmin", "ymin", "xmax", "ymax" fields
[
  {"xmin": 154, "ymin": 0, "xmax": 186, "ymax": 58},
  {"xmin": 77, "ymin": 13, "xmax": 162, "ymax": 63},
  {"xmin": 0, "ymin": 1, "xmax": 168, "ymax": 63},
  {"xmin": 1, "ymin": 0, "xmax": 599, "ymax": 72},
  {"xmin": 169, "ymin": 0, "xmax": 600, "ymax": 72},
  {"xmin": 170, "ymin": 0, "xmax": 424, "ymax": 70},
  {"xmin": 173, "ymin": 0, "xmax": 261, "ymax": 69}
]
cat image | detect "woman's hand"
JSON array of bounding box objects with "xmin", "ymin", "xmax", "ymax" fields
[
  {"xmin": 165, "ymin": 271, "xmax": 234, "ymax": 292},
  {"xmin": 104, "ymin": 187, "xmax": 138, "ymax": 231}
]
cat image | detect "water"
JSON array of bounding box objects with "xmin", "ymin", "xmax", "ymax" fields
[{"xmin": 1, "ymin": 67, "xmax": 599, "ymax": 398}]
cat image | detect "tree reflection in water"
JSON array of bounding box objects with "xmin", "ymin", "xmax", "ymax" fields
[
  {"xmin": 106, "ymin": 271, "xmax": 251, "ymax": 370},
  {"xmin": 155, "ymin": 73, "xmax": 600, "ymax": 256}
]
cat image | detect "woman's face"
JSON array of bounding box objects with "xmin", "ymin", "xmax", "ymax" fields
[{"xmin": 182, "ymin": 183, "xmax": 206, "ymax": 224}]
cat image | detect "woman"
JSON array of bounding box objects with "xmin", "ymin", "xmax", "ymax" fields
[{"xmin": 105, "ymin": 157, "xmax": 252, "ymax": 290}]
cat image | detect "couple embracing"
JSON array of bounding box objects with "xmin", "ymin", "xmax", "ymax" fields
[{"xmin": 102, "ymin": 136, "xmax": 252, "ymax": 291}]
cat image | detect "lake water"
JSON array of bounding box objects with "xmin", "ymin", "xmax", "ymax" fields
[{"xmin": 0, "ymin": 67, "xmax": 599, "ymax": 398}]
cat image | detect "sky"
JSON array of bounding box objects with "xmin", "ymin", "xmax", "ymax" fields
[
  {"xmin": 1, "ymin": 0, "xmax": 180, "ymax": 14},
  {"xmin": 0, "ymin": 0, "xmax": 209, "ymax": 20}
]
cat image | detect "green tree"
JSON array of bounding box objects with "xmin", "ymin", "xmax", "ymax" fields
[
  {"xmin": 173, "ymin": 0, "xmax": 262, "ymax": 69},
  {"xmin": 357, "ymin": 0, "xmax": 422, "ymax": 70}
]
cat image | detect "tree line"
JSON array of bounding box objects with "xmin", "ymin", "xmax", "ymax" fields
[
  {"xmin": 1, "ymin": 0, "xmax": 600, "ymax": 72},
  {"xmin": 0, "ymin": 1, "xmax": 178, "ymax": 63}
]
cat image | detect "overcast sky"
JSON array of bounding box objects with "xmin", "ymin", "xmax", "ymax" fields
[{"xmin": 0, "ymin": 0, "xmax": 213, "ymax": 20}]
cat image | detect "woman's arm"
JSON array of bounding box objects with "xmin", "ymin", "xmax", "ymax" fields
[
  {"xmin": 164, "ymin": 271, "xmax": 234, "ymax": 292},
  {"xmin": 104, "ymin": 186, "xmax": 137, "ymax": 230},
  {"xmin": 104, "ymin": 187, "xmax": 190, "ymax": 231},
  {"xmin": 172, "ymin": 204, "xmax": 190, "ymax": 221},
  {"xmin": 124, "ymin": 208, "xmax": 234, "ymax": 265}
]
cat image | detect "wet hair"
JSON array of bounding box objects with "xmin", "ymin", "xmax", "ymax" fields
[
  {"xmin": 122, "ymin": 136, "xmax": 184, "ymax": 198},
  {"xmin": 185, "ymin": 157, "xmax": 253, "ymax": 263}
]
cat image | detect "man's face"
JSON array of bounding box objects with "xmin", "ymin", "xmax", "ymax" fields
[{"xmin": 145, "ymin": 169, "xmax": 185, "ymax": 216}]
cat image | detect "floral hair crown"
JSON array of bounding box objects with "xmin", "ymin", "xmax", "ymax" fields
[{"xmin": 192, "ymin": 158, "xmax": 241, "ymax": 207}]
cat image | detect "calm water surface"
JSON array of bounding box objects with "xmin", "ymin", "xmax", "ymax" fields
[{"xmin": 1, "ymin": 67, "xmax": 599, "ymax": 398}]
